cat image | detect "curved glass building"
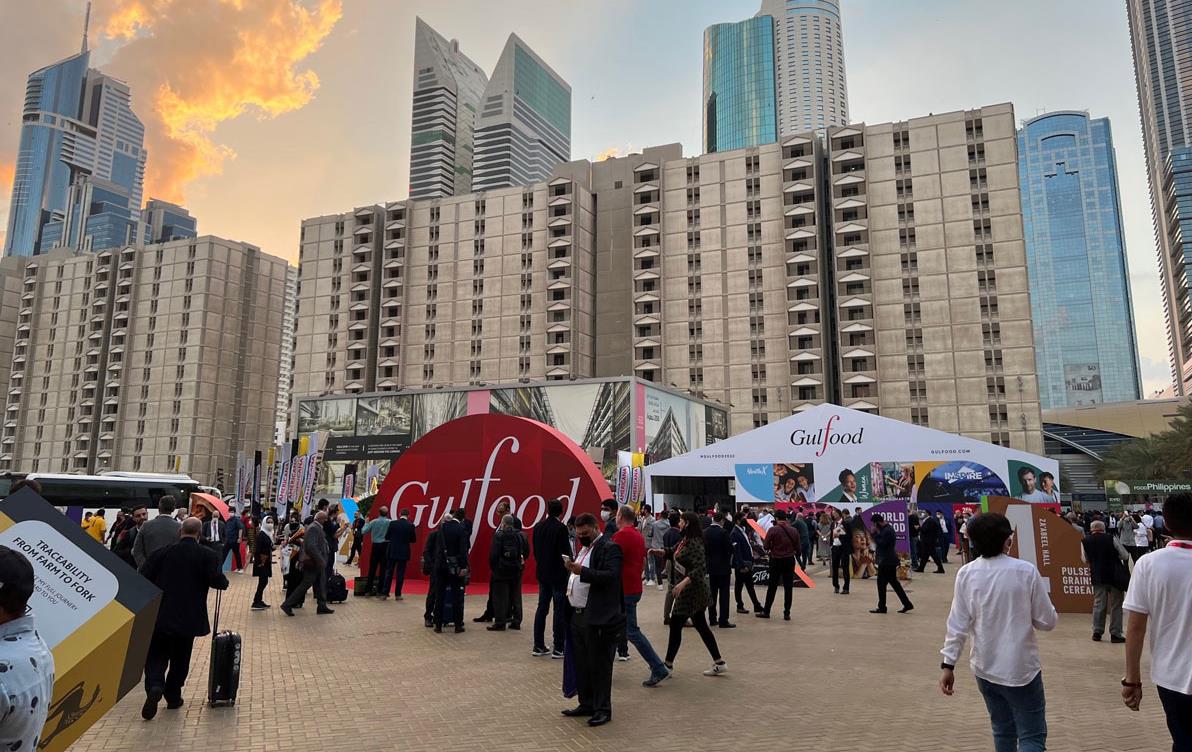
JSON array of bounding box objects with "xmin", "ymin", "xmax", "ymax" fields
[
  {"xmin": 1017, "ymin": 111, "xmax": 1142, "ymax": 408},
  {"xmin": 703, "ymin": 16, "xmax": 777, "ymax": 153}
]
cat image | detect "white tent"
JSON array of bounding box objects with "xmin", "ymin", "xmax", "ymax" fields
[{"xmin": 643, "ymin": 404, "xmax": 1059, "ymax": 509}]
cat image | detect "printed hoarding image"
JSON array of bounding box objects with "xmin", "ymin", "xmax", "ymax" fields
[{"xmin": 298, "ymin": 397, "xmax": 358, "ymax": 435}]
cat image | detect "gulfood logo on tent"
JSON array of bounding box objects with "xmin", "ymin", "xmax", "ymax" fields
[{"xmin": 790, "ymin": 414, "xmax": 864, "ymax": 457}]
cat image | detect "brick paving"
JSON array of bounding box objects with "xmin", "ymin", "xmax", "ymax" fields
[{"xmin": 70, "ymin": 562, "xmax": 1172, "ymax": 752}]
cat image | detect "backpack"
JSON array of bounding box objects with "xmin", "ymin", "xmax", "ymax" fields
[{"xmin": 496, "ymin": 531, "xmax": 522, "ymax": 574}]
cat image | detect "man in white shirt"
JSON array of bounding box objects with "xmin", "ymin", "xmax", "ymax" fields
[
  {"xmin": 757, "ymin": 509, "xmax": 774, "ymax": 533},
  {"xmin": 939, "ymin": 512, "xmax": 1057, "ymax": 752},
  {"xmin": 1016, "ymin": 468, "xmax": 1055, "ymax": 504},
  {"xmin": 1122, "ymin": 494, "xmax": 1192, "ymax": 749}
]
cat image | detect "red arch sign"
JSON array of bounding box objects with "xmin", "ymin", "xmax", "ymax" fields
[{"xmin": 362, "ymin": 414, "xmax": 611, "ymax": 585}]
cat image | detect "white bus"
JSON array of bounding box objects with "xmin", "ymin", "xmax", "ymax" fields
[{"xmin": 0, "ymin": 471, "xmax": 201, "ymax": 518}]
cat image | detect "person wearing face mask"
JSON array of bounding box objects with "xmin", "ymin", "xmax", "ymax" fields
[
  {"xmin": 561, "ymin": 513, "xmax": 624, "ymax": 727},
  {"xmin": 649, "ymin": 511, "xmax": 726, "ymax": 678},
  {"xmin": 599, "ymin": 499, "xmax": 618, "ymax": 537}
]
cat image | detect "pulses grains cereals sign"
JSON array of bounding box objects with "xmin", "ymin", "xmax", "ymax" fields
[
  {"xmin": 985, "ymin": 496, "xmax": 1093, "ymax": 613},
  {"xmin": 0, "ymin": 490, "xmax": 161, "ymax": 752},
  {"xmin": 364, "ymin": 414, "xmax": 612, "ymax": 585}
]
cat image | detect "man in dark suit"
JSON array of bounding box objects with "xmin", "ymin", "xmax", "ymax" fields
[
  {"xmin": 422, "ymin": 528, "xmax": 442, "ymax": 628},
  {"xmin": 915, "ymin": 511, "xmax": 945, "ymax": 573},
  {"xmin": 1081, "ymin": 520, "xmax": 1129, "ymax": 642},
  {"xmin": 434, "ymin": 508, "xmax": 471, "ymax": 633},
  {"xmin": 532, "ymin": 497, "xmax": 573, "ymax": 657},
  {"xmin": 561, "ymin": 513, "xmax": 624, "ymax": 727},
  {"xmin": 869, "ymin": 513, "xmax": 913, "ymax": 614},
  {"xmin": 704, "ymin": 511, "xmax": 734, "ymax": 628},
  {"xmin": 139, "ymin": 517, "xmax": 229, "ymax": 720},
  {"xmin": 382, "ymin": 508, "xmax": 417, "ymax": 600}
]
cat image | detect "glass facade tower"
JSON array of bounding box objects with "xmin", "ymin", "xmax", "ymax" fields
[
  {"xmin": 1017, "ymin": 112, "xmax": 1142, "ymax": 408},
  {"xmin": 1127, "ymin": 0, "xmax": 1192, "ymax": 391},
  {"xmin": 703, "ymin": 17, "xmax": 777, "ymax": 153},
  {"xmin": 471, "ymin": 34, "xmax": 571, "ymax": 192},
  {"xmin": 4, "ymin": 49, "xmax": 146, "ymax": 256}
]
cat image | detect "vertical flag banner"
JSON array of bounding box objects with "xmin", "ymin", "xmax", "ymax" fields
[
  {"xmin": 232, "ymin": 450, "xmax": 245, "ymax": 509},
  {"xmin": 274, "ymin": 443, "xmax": 291, "ymax": 519},
  {"xmin": 342, "ymin": 463, "xmax": 357, "ymax": 500},
  {"xmin": 251, "ymin": 449, "xmax": 263, "ymax": 516},
  {"xmin": 264, "ymin": 446, "xmax": 277, "ymax": 511}
]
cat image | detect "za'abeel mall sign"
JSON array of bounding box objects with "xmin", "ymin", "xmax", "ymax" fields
[
  {"xmin": 0, "ymin": 489, "xmax": 161, "ymax": 752},
  {"xmin": 984, "ymin": 496, "xmax": 1092, "ymax": 614},
  {"xmin": 360, "ymin": 414, "xmax": 612, "ymax": 585}
]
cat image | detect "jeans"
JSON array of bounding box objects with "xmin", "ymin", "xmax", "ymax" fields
[
  {"xmin": 800, "ymin": 539, "xmax": 811, "ymax": 570},
  {"xmin": 624, "ymin": 594, "xmax": 665, "ymax": 675},
  {"xmin": 909, "ymin": 537, "xmax": 920, "ymax": 570},
  {"xmin": 533, "ymin": 581, "xmax": 568, "ymax": 652},
  {"xmin": 876, "ymin": 563, "xmax": 911, "ymax": 610},
  {"xmin": 1158, "ymin": 685, "xmax": 1192, "ymax": 751},
  {"xmin": 646, "ymin": 551, "xmax": 660, "ymax": 582},
  {"xmin": 143, "ymin": 630, "xmax": 195, "ymax": 704},
  {"xmin": 764, "ymin": 557, "xmax": 795, "ymax": 616},
  {"xmin": 1091, "ymin": 583, "xmax": 1124, "ymax": 638},
  {"xmin": 434, "ymin": 572, "xmax": 465, "ymax": 627},
  {"xmin": 708, "ymin": 573, "xmax": 731, "ymax": 625},
  {"xmin": 938, "ymin": 537, "xmax": 950, "ymax": 563},
  {"xmin": 975, "ymin": 672, "xmax": 1047, "ymax": 752},
  {"xmin": 224, "ymin": 540, "xmax": 243, "ymax": 570}
]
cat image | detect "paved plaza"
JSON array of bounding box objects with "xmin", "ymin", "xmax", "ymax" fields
[{"xmin": 73, "ymin": 563, "xmax": 1170, "ymax": 752}]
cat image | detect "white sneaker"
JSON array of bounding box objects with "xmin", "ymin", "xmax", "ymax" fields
[
  {"xmin": 645, "ymin": 579, "xmax": 655, "ymax": 586},
  {"xmin": 617, "ymin": 653, "xmax": 630, "ymax": 662},
  {"xmin": 702, "ymin": 662, "xmax": 727, "ymax": 677},
  {"xmin": 657, "ymin": 583, "xmax": 665, "ymax": 591}
]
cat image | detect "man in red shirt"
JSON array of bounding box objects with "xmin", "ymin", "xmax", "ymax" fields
[{"xmin": 612, "ymin": 505, "xmax": 670, "ymax": 687}]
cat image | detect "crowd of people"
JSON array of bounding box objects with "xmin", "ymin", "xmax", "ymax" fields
[{"xmin": 0, "ymin": 475, "xmax": 1186, "ymax": 751}]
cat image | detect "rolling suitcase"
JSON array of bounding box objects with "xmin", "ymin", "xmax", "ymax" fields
[{"xmin": 208, "ymin": 590, "xmax": 241, "ymax": 707}]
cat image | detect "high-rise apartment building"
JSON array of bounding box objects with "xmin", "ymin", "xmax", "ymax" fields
[
  {"xmin": 295, "ymin": 104, "xmax": 1042, "ymax": 452},
  {"xmin": 1016, "ymin": 112, "xmax": 1141, "ymax": 408},
  {"xmin": 0, "ymin": 259, "xmax": 26, "ymax": 400},
  {"xmin": 1127, "ymin": 0, "xmax": 1192, "ymax": 392},
  {"xmin": 4, "ymin": 43, "xmax": 146, "ymax": 257},
  {"xmin": 703, "ymin": 16, "xmax": 778, "ymax": 153},
  {"xmin": 471, "ymin": 34, "xmax": 571, "ymax": 192},
  {"xmin": 294, "ymin": 179, "xmax": 595, "ymax": 395},
  {"xmin": 705, "ymin": 0, "xmax": 849, "ymax": 146},
  {"xmin": 0, "ymin": 237, "xmax": 287, "ymax": 480},
  {"xmin": 409, "ymin": 18, "xmax": 489, "ymax": 199},
  {"xmin": 758, "ymin": 0, "xmax": 849, "ymax": 135}
]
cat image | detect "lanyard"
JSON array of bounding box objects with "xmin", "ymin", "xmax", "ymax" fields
[{"xmin": 1168, "ymin": 540, "xmax": 1192, "ymax": 550}]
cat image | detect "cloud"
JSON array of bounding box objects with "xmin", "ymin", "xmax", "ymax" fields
[
  {"xmin": 96, "ymin": 0, "xmax": 343, "ymax": 203},
  {"xmin": 594, "ymin": 144, "xmax": 636, "ymax": 162}
]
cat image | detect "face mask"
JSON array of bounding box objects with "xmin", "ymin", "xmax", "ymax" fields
[
  {"xmin": 600, "ymin": 510, "xmax": 611, "ymax": 521},
  {"xmin": 577, "ymin": 534, "xmax": 595, "ymax": 547}
]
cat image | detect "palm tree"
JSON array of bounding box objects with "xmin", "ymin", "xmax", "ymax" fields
[{"xmin": 1098, "ymin": 402, "xmax": 1192, "ymax": 481}]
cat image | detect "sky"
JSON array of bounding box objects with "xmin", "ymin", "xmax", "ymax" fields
[{"xmin": 0, "ymin": 0, "xmax": 1171, "ymax": 394}]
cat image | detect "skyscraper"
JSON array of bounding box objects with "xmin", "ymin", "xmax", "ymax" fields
[
  {"xmin": 141, "ymin": 199, "xmax": 197, "ymax": 244},
  {"xmin": 1017, "ymin": 112, "xmax": 1142, "ymax": 408},
  {"xmin": 471, "ymin": 34, "xmax": 571, "ymax": 192},
  {"xmin": 4, "ymin": 29, "xmax": 146, "ymax": 257},
  {"xmin": 409, "ymin": 18, "xmax": 489, "ymax": 199},
  {"xmin": 758, "ymin": 0, "xmax": 849, "ymax": 135},
  {"xmin": 703, "ymin": 17, "xmax": 777, "ymax": 153},
  {"xmin": 1127, "ymin": 0, "xmax": 1192, "ymax": 392}
]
